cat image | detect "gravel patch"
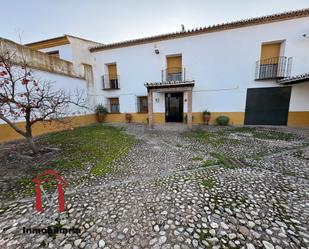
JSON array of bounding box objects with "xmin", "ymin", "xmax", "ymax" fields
[{"xmin": 0, "ymin": 124, "xmax": 308, "ymax": 249}]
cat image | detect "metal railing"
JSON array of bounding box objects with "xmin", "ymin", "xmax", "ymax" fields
[
  {"xmin": 102, "ymin": 74, "xmax": 120, "ymax": 90},
  {"xmin": 161, "ymin": 67, "xmax": 186, "ymax": 82},
  {"xmin": 255, "ymin": 56, "xmax": 292, "ymax": 80}
]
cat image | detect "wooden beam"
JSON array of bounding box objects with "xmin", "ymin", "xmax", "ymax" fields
[
  {"xmin": 152, "ymin": 86, "xmax": 194, "ymax": 93},
  {"xmin": 187, "ymin": 90, "xmax": 193, "ymax": 128},
  {"xmin": 147, "ymin": 89, "xmax": 154, "ymax": 128}
]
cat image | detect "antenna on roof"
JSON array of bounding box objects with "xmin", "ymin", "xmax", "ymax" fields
[{"xmin": 181, "ymin": 24, "xmax": 185, "ymax": 32}]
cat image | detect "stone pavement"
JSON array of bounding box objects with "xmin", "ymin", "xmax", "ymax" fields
[{"xmin": 0, "ymin": 124, "xmax": 308, "ymax": 249}]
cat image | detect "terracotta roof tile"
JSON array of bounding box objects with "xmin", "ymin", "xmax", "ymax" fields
[
  {"xmin": 145, "ymin": 80, "xmax": 195, "ymax": 88},
  {"xmin": 90, "ymin": 8, "xmax": 309, "ymax": 52},
  {"xmin": 277, "ymin": 73, "xmax": 309, "ymax": 84}
]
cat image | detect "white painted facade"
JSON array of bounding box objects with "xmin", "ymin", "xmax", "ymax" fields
[
  {"xmin": 3, "ymin": 10, "xmax": 307, "ymax": 129},
  {"xmin": 40, "ymin": 44, "xmax": 73, "ymax": 62},
  {"xmin": 89, "ymin": 16, "xmax": 309, "ymax": 115},
  {"xmin": 0, "ymin": 69, "xmax": 89, "ymax": 125}
]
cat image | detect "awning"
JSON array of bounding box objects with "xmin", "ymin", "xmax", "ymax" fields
[
  {"xmin": 145, "ymin": 80, "xmax": 195, "ymax": 89},
  {"xmin": 277, "ymin": 73, "xmax": 309, "ymax": 85}
]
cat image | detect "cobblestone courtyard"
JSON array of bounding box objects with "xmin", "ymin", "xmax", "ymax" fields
[{"xmin": 0, "ymin": 124, "xmax": 308, "ymax": 249}]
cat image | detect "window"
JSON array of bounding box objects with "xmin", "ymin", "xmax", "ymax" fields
[
  {"xmin": 166, "ymin": 55, "xmax": 182, "ymax": 81},
  {"xmin": 137, "ymin": 96, "xmax": 148, "ymax": 113},
  {"xmin": 109, "ymin": 98, "xmax": 119, "ymax": 113},
  {"xmin": 46, "ymin": 50, "xmax": 60, "ymax": 58},
  {"xmin": 104, "ymin": 63, "xmax": 119, "ymax": 89},
  {"xmin": 259, "ymin": 42, "xmax": 282, "ymax": 79},
  {"xmin": 260, "ymin": 43, "xmax": 281, "ymax": 62}
]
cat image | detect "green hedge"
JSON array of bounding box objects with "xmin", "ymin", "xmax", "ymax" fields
[{"xmin": 216, "ymin": 115, "xmax": 230, "ymax": 126}]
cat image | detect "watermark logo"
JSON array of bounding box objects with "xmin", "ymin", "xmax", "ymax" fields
[{"xmin": 32, "ymin": 169, "xmax": 69, "ymax": 213}]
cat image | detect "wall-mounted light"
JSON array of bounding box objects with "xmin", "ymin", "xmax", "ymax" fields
[
  {"xmin": 154, "ymin": 44, "xmax": 159, "ymax": 54},
  {"xmin": 303, "ymin": 33, "xmax": 309, "ymax": 38},
  {"xmin": 155, "ymin": 98, "xmax": 160, "ymax": 103}
]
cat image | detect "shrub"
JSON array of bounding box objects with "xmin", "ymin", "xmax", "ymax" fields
[
  {"xmin": 216, "ymin": 115, "xmax": 229, "ymax": 126},
  {"xmin": 95, "ymin": 104, "xmax": 108, "ymax": 115}
]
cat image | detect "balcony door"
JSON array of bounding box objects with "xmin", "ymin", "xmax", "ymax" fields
[
  {"xmin": 107, "ymin": 64, "xmax": 119, "ymax": 89},
  {"xmin": 259, "ymin": 42, "xmax": 281, "ymax": 79},
  {"xmin": 166, "ymin": 55, "xmax": 182, "ymax": 81},
  {"xmin": 165, "ymin": 92, "xmax": 183, "ymax": 122}
]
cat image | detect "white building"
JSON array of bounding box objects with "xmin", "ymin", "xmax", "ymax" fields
[
  {"xmin": 1, "ymin": 8, "xmax": 309, "ymax": 142},
  {"xmin": 86, "ymin": 8, "xmax": 309, "ymax": 127}
]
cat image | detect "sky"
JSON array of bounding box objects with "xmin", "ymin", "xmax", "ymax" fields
[{"xmin": 2, "ymin": 0, "xmax": 309, "ymax": 45}]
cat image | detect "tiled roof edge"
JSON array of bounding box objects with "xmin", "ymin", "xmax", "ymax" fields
[{"xmin": 90, "ymin": 8, "xmax": 309, "ymax": 52}]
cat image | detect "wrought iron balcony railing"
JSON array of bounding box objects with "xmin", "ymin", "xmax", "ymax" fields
[
  {"xmin": 161, "ymin": 67, "xmax": 186, "ymax": 82},
  {"xmin": 102, "ymin": 74, "xmax": 120, "ymax": 90},
  {"xmin": 255, "ymin": 56, "xmax": 292, "ymax": 80}
]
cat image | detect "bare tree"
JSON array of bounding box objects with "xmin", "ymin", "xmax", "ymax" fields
[{"xmin": 0, "ymin": 41, "xmax": 87, "ymax": 154}]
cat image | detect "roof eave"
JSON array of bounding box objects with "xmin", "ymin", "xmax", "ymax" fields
[{"xmin": 90, "ymin": 8, "xmax": 309, "ymax": 52}]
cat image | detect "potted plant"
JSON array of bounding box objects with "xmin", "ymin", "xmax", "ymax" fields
[
  {"xmin": 202, "ymin": 110, "xmax": 211, "ymax": 125},
  {"xmin": 216, "ymin": 115, "xmax": 230, "ymax": 126},
  {"xmin": 95, "ymin": 104, "xmax": 108, "ymax": 123},
  {"xmin": 125, "ymin": 113, "xmax": 132, "ymax": 123}
]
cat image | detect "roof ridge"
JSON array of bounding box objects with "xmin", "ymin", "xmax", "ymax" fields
[{"xmin": 90, "ymin": 8, "xmax": 309, "ymax": 52}]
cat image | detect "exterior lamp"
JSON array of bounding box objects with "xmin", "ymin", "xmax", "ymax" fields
[{"xmin": 154, "ymin": 45, "xmax": 159, "ymax": 54}]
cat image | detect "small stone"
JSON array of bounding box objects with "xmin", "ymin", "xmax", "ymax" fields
[
  {"xmin": 248, "ymin": 221, "xmax": 255, "ymax": 228},
  {"xmin": 131, "ymin": 228, "xmax": 136, "ymax": 236},
  {"xmin": 74, "ymin": 239, "xmax": 82, "ymax": 247},
  {"xmin": 209, "ymin": 229, "xmax": 216, "ymax": 236},
  {"xmin": 98, "ymin": 240, "xmax": 105, "ymax": 248},
  {"xmin": 239, "ymin": 226, "xmax": 250, "ymax": 237},
  {"xmin": 262, "ymin": 241, "xmax": 274, "ymax": 249},
  {"xmin": 266, "ymin": 229, "xmax": 273, "ymax": 235},
  {"xmin": 154, "ymin": 225, "xmax": 160, "ymax": 232},
  {"xmin": 210, "ymin": 222, "xmax": 218, "ymax": 229},
  {"xmin": 220, "ymin": 222, "xmax": 229, "ymax": 230},
  {"xmin": 192, "ymin": 239, "xmax": 198, "ymax": 247},
  {"xmin": 149, "ymin": 238, "xmax": 157, "ymax": 246},
  {"xmin": 63, "ymin": 244, "xmax": 72, "ymax": 249},
  {"xmin": 228, "ymin": 233, "xmax": 237, "ymax": 240},
  {"xmin": 247, "ymin": 243, "xmax": 255, "ymax": 249},
  {"xmin": 207, "ymin": 238, "xmax": 219, "ymax": 244},
  {"xmin": 229, "ymin": 241, "xmax": 236, "ymax": 248},
  {"xmin": 117, "ymin": 233, "xmax": 125, "ymax": 240},
  {"xmin": 159, "ymin": 236, "xmax": 167, "ymax": 244}
]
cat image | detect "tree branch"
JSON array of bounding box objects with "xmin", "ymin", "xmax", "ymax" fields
[{"xmin": 0, "ymin": 114, "xmax": 26, "ymax": 137}]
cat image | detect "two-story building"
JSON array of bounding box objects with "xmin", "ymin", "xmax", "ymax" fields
[{"xmin": 25, "ymin": 8, "xmax": 309, "ymax": 129}]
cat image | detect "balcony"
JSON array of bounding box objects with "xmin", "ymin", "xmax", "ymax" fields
[
  {"xmin": 102, "ymin": 74, "xmax": 120, "ymax": 90},
  {"xmin": 255, "ymin": 56, "xmax": 292, "ymax": 80},
  {"xmin": 162, "ymin": 67, "xmax": 186, "ymax": 82}
]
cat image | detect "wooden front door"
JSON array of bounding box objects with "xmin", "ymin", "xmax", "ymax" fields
[{"xmin": 165, "ymin": 92, "xmax": 183, "ymax": 122}]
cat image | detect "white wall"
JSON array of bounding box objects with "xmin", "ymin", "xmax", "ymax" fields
[
  {"xmin": 40, "ymin": 44, "xmax": 73, "ymax": 62},
  {"xmin": 0, "ymin": 69, "xmax": 90, "ymax": 125},
  {"xmin": 290, "ymin": 82, "xmax": 309, "ymax": 111},
  {"xmin": 91, "ymin": 16, "xmax": 309, "ymax": 113},
  {"xmin": 68, "ymin": 37, "xmax": 99, "ymax": 66}
]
